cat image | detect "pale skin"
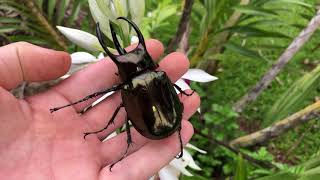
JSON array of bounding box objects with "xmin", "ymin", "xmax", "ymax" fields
[{"xmin": 0, "ymin": 40, "xmax": 200, "ymax": 180}]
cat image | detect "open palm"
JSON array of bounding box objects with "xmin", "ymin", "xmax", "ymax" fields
[{"xmin": 0, "ymin": 40, "xmax": 199, "ymax": 180}]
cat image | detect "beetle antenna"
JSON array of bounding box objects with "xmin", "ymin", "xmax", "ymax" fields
[
  {"xmin": 96, "ymin": 23, "xmax": 119, "ymax": 65},
  {"xmin": 109, "ymin": 21, "xmax": 127, "ymax": 55},
  {"xmin": 117, "ymin": 17, "xmax": 146, "ymax": 47}
]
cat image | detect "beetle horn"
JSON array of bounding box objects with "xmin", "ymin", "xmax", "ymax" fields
[
  {"xmin": 117, "ymin": 17, "xmax": 146, "ymax": 47},
  {"xmin": 109, "ymin": 21, "xmax": 127, "ymax": 55},
  {"xmin": 96, "ymin": 23, "xmax": 119, "ymax": 65}
]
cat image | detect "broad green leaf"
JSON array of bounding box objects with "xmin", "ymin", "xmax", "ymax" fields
[
  {"xmin": 96, "ymin": 0, "xmax": 114, "ymax": 18},
  {"xmin": 224, "ymin": 42, "xmax": 265, "ymax": 61},
  {"xmin": 113, "ymin": 0, "xmax": 128, "ymax": 17},
  {"xmin": 129, "ymin": 0, "xmax": 145, "ymax": 26},
  {"xmin": 88, "ymin": 0, "xmax": 111, "ymax": 39}
]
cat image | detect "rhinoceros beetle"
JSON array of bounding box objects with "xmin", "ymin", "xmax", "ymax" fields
[{"xmin": 50, "ymin": 17, "xmax": 193, "ymax": 171}]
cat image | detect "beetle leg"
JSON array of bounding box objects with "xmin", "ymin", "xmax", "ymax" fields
[
  {"xmin": 50, "ymin": 84, "xmax": 124, "ymax": 113},
  {"xmin": 173, "ymin": 83, "xmax": 195, "ymax": 97},
  {"xmin": 175, "ymin": 126, "xmax": 184, "ymax": 159},
  {"xmin": 83, "ymin": 103, "xmax": 124, "ymax": 139},
  {"xmin": 109, "ymin": 119, "xmax": 132, "ymax": 171}
]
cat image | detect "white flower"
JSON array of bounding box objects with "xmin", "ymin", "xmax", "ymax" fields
[
  {"xmin": 57, "ymin": 0, "xmax": 145, "ymax": 53},
  {"xmin": 175, "ymin": 69, "xmax": 218, "ymax": 92},
  {"xmin": 150, "ymin": 143, "xmax": 207, "ymax": 180},
  {"xmin": 57, "ymin": 26, "xmax": 104, "ymax": 52}
]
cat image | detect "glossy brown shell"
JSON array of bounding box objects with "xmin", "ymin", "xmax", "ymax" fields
[{"xmin": 121, "ymin": 71, "xmax": 183, "ymax": 139}]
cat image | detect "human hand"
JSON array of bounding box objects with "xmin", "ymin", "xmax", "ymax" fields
[{"xmin": 0, "ymin": 40, "xmax": 200, "ymax": 180}]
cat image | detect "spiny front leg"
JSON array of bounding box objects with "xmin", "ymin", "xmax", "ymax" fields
[
  {"xmin": 50, "ymin": 84, "xmax": 124, "ymax": 113},
  {"xmin": 83, "ymin": 103, "xmax": 124, "ymax": 139}
]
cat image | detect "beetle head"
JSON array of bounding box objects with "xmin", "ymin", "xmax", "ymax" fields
[{"xmin": 96, "ymin": 17, "xmax": 158, "ymax": 81}]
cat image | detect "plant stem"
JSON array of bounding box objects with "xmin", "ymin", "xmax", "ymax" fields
[
  {"xmin": 230, "ymin": 101, "xmax": 320, "ymax": 148},
  {"xmin": 167, "ymin": 0, "xmax": 194, "ymax": 53},
  {"xmin": 233, "ymin": 9, "xmax": 320, "ymax": 113},
  {"xmin": 25, "ymin": 0, "xmax": 68, "ymax": 50}
]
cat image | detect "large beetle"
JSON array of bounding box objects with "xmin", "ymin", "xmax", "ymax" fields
[{"xmin": 50, "ymin": 17, "xmax": 193, "ymax": 170}]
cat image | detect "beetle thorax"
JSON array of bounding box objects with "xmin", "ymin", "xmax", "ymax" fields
[{"xmin": 115, "ymin": 45, "xmax": 158, "ymax": 81}]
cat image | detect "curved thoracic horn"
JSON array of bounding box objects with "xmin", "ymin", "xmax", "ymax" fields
[
  {"xmin": 109, "ymin": 21, "xmax": 127, "ymax": 55},
  {"xmin": 117, "ymin": 17, "xmax": 146, "ymax": 48},
  {"xmin": 95, "ymin": 23, "xmax": 119, "ymax": 65}
]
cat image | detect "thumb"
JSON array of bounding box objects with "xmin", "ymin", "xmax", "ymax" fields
[{"xmin": 0, "ymin": 42, "xmax": 71, "ymax": 90}]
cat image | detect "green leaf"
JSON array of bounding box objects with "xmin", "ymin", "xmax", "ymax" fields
[
  {"xmin": 57, "ymin": 0, "xmax": 70, "ymax": 25},
  {"xmin": 0, "ymin": 17, "xmax": 21, "ymax": 23},
  {"xmin": 34, "ymin": 0, "xmax": 43, "ymax": 11},
  {"xmin": 47, "ymin": 0, "xmax": 57, "ymax": 21},
  {"xmin": 234, "ymin": 154, "xmax": 248, "ymax": 180},
  {"xmin": 265, "ymin": 65, "xmax": 320, "ymax": 124},
  {"xmin": 8, "ymin": 35, "xmax": 47, "ymax": 45},
  {"xmin": 233, "ymin": 5, "xmax": 278, "ymax": 17},
  {"xmin": 223, "ymin": 26, "xmax": 291, "ymax": 39},
  {"xmin": 256, "ymin": 172, "xmax": 298, "ymax": 180},
  {"xmin": 67, "ymin": 0, "xmax": 86, "ymax": 26},
  {"xmin": 266, "ymin": 0, "xmax": 313, "ymax": 9},
  {"xmin": 0, "ymin": 25, "xmax": 22, "ymax": 33},
  {"xmin": 224, "ymin": 42, "xmax": 265, "ymax": 61}
]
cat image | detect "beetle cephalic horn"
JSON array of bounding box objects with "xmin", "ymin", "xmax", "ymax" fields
[
  {"xmin": 117, "ymin": 17, "xmax": 146, "ymax": 48},
  {"xmin": 109, "ymin": 21, "xmax": 127, "ymax": 55},
  {"xmin": 96, "ymin": 23, "xmax": 119, "ymax": 65}
]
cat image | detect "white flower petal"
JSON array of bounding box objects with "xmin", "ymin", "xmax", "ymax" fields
[
  {"xmin": 60, "ymin": 74, "xmax": 70, "ymax": 79},
  {"xmin": 57, "ymin": 26, "xmax": 103, "ymax": 52},
  {"xmin": 131, "ymin": 36, "xmax": 139, "ymax": 44},
  {"xmin": 129, "ymin": 0, "xmax": 145, "ymax": 26},
  {"xmin": 170, "ymin": 159, "xmax": 193, "ymax": 176},
  {"xmin": 158, "ymin": 166, "xmax": 180, "ymax": 180},
  {"xmin": 98, "ymin": 52, "xmax": 105, "ymax": 59},
  {"xmin": 91, "ymin": 91, "xmax": 115, "ymax": 107},
  {"xmin": 88, "ymin": 0, "xmax": 111, "ymax": 37},
  {"xmin": 186, "ymin": 143, "xmax": 207, "ymax": 154},
  {"xmin": 175, "ymin": 79, "xmax": 191, "ymax": 92},
  {"xmin": 103, "ymin": 131, "xmax": 117, "ymax": 141},
  {"xmin": 71, "ymin": 52, "xmax": 98, "ymax": 64},
  {"xmin": 182, "ymin": 69, "xmax": 218, "ymax": 82},
  {"xmin": 182, "ymin": 149, "xmax": 202, "ymax": 170}
]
